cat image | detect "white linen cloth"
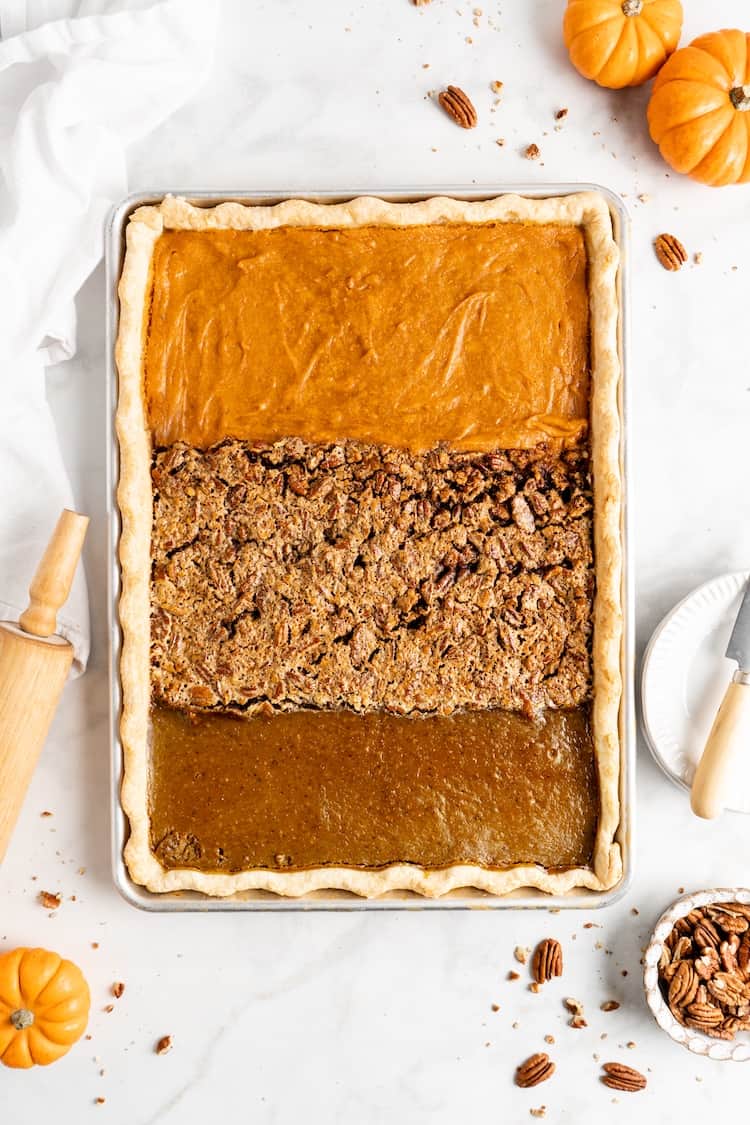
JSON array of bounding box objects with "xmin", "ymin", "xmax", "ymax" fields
[{"xmin": 0, "ymin": 0, "xmax": 217, "ymax": 673}]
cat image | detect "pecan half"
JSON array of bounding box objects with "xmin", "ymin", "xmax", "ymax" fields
[
  {"xmin": 601, "ymin": 1063, "xmax": 646, "ymax": 1092},
  {"xmin": 532, "ymin": 939, "xmax": 563, "ymax": 984},
  {"xmin": 654, "ymin": 233, "xmax": 687, "ymax": 271},
  {"xmin": 709, "ymin": 911, "xmax": 749, "ymax": 935},
  {"xmin": 738, "ymin": 934, "xmax": 750, "ymax": 976},
  {"xmin": 668, "ymin": 960, "xmax": 699, "ymax": 1007},
  {"xmin": 515, "ymin": 1053, "xmax": 555, "ymax": 1089},
  {"xmin": 685, "ymin": 1000, "xmax": 723, "ymax": 1028},
  {"xmin": 438, "ymin": 86, "xmax": 477, "ymax": 129}
]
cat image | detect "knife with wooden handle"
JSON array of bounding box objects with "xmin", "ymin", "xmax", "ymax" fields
[{"xmin": 691, "ymin": 578, "xmax": 750, "ymax": 820}]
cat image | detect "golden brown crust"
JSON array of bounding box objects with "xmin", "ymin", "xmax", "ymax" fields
[{"xmin": 116, "ymin": 192, "xmax": 623, "ymax": 899}]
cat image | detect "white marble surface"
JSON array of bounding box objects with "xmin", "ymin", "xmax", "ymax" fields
[{"xmin": 3, "ymin": 1, "xmax": 750, "ymax": 1120}]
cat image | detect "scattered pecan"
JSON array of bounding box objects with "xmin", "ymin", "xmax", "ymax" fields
[
  {"xmin": 600, "ymin": 1000, "xmax": 620, "ymax": 1012},
  {"xmin": 525, "ymin": 143, "xmax": 540, "ymax": 160},
  {"xmin": 532, "ymin": 939, "xmax": 563, "ymax": 984},
  {"xmin": 654, "ymin": 233, "xmax": 687, "ymax": 271},
  {"xmin": 112, "ymin": 982, "xmax": 125, "ymax": 999},
  {"xmin": 555, "ymin": 108, "xmax": 568, "ymax": 120},
  {"xmin": 515, "ymin": 1053, "xmax": 555, "ymax": 1088},
  {"xmin": 601, "ymin": 1062, "xmax": 646, "ymax": 1092},
  {"xmin": 514, "ymin": 946, "xmax": 530, "ymax": 966},
  {"xmin": 39, "ymin": 890, "xmax": 61, "ymax": 910},
  {"xmin": 438, "ymin": 86, "xmax": 477, "ymax": 129},
  {"xmin": 155, "ymin": 1035, "xmax": 173, "ymax": 1055}
]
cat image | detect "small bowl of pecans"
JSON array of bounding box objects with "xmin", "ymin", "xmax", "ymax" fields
[{"xmin": 644, "ymin": 888, "xmax": 750, "ymax": 1061}]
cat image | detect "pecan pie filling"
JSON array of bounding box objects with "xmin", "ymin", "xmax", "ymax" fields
[{"xmin": 143, "ymin": 219, "xmax": 599, "ymax": 875}]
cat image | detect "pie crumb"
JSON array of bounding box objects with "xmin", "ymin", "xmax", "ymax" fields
[
  {"xmin": 95, "ymin": 1098, "xmax": 106, "ymax": 1106},
  {"xmin": 39, "ymin": 890, "xmax": 61, "ymax": 910},
  {"xmin": 491, "ymin": 80, "xmax": 503, "ymax": 93},
  {"xmin": 496, "ymin": 138, "xmax": 505, "ymax": 146},
  {"xmin": 694, "ymin": 251, "xmax": 703, "ymax": 265},
  {"xmin": 544, "ymin": 1035, "xmax": 555, "ymax": 1045},
  {"xmin": 514, "ymin": 946, "xmax": 530, "ymax": 965},
  {"xmin": 530, "ymin": 1110, "xmax": 546, "ymax": 1119}
]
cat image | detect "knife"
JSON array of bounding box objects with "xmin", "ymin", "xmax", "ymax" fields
[{"xmin": 691, "ymin": 578, "xmax": 750, "ymax": 819}]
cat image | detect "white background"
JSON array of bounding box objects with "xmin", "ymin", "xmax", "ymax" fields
[{"xmin": 3, "ymin": 1, "xmax": 750, "ymax": 1120}]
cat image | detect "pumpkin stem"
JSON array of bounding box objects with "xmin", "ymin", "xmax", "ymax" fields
[
  {"xmin": 729, "ymin": 86, "xmax": 750, "ymax": 112},
  {"xmin": 621, "ymin": 0, "xmax": 643, "ymax": 15},
  {"xmin": 9, "ymin": 1008, "xmax": 35, "ymax": 1030}
]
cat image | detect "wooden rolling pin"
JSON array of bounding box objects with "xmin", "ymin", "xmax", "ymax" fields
[{"xmin": 0, "ymin": 510, "xmax": 89, "ymax": 862}]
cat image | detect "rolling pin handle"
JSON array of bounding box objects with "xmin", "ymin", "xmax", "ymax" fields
[{"xmin": 18, "ymin": 510, "xmax": 89, "ymax": 638}]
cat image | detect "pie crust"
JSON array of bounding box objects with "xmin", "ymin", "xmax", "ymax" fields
[{"xmin": 116, "ymin": 192, "xmax": 623, "ymax": 898}]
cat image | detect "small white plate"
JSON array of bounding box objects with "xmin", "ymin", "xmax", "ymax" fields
[{"xmin": 641, "ymin": 571, "xmax": 750, "ymax": 815}]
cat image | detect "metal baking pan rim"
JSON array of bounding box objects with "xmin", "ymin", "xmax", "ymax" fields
[{"xmin": 106, "ymin": 183, "xmax": 634, "ymax": 911}]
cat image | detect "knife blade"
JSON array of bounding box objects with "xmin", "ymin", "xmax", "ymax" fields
[{"xmin": 725, "ymin": 579, "xmax": 750, "ymax": 670}]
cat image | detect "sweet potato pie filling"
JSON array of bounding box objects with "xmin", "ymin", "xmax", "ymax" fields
[{"xmin": 142, "ymin": 218, "xmax": 600, "ymax": 875}]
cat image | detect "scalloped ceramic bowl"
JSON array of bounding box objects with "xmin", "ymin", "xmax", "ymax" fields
[{"xmin": 644, "ymin": 888, "xmax": 750, "ymax": 1061}]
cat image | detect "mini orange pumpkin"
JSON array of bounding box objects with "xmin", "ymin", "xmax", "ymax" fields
[
  {"xmin": 563, "ymin": 0, "xmax": 683, "ymax": 88},
  {"xmin": 648, "ymin": 29, "xmax": 750, "ymax": 186},
  {"xmin": 0, "ymin": 947, "xmax": 90, "ymax": 1068}
]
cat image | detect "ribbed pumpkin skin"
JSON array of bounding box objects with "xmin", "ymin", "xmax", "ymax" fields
[
  {"xmin": 563, "ymin": 0, "xmax": 683, "ymax": 88},
  {"xmin": 0, "ymin": 948, "xmax": 90, "ymax": 1068},
  {"xmin": 648, "ymin": 29, "xmax": 750, "ymax": 185}
]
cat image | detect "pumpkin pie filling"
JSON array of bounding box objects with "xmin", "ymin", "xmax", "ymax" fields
[{"xmin": 115, "ymin": 195, "xmax": 622, "ymax": 892}]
